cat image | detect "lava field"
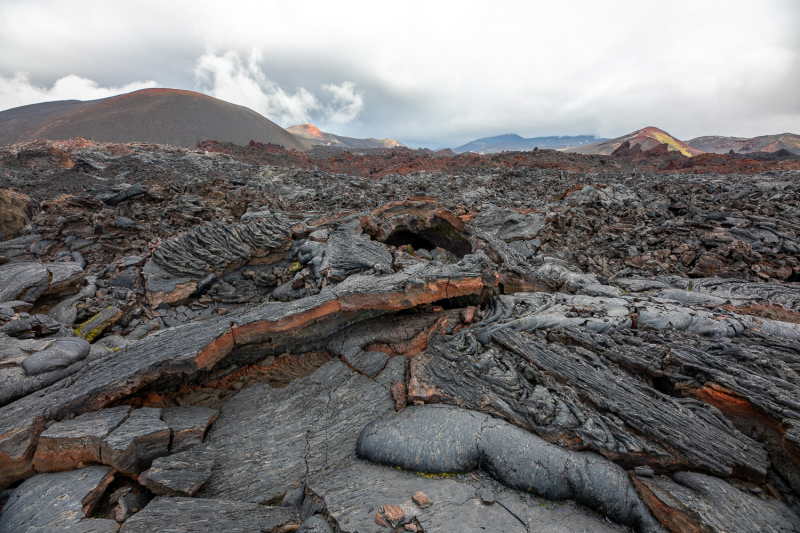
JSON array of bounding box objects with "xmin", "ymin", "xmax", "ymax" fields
[{"xmin": 1, "ymin": 138, "xmax": 800, "ymax": 532}]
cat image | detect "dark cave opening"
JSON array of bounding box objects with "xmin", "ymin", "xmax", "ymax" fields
[{"xmin": 382, "ymin": 223, "xmax": 472, "ymax": 258}]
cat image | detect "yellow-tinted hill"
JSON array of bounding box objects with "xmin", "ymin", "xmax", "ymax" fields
[{"xmin": 569, "ymin": 126, "xmax": 703, "ymax": 157}]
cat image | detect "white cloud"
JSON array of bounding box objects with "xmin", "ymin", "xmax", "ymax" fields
[
  {"xmin": 194, "ymin": 50, "xmax": 321, "ymax": 125},
  {"xmin": 194, "ymin": 51, "xmax": 364, "ymax": 126},
  {"xmin": 0, "ymin": 72, "xmax": 158, "ymax": 110},
  {"xmin": 322, "ymin": 81, "xmax": 365, "ymax": 124}
]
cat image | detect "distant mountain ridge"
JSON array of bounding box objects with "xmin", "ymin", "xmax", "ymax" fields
[
  {"xmin": 287, "ymin": 123, "xmax": 405, "ymax": 149},
  {"xmin": 568, "ymin": 126, "xmax": 702, "ymax": 157},
  {"xmin": 0, "ymin": 88, "xmax": 309, "ymax": 150},
  {"xmin": 453, "ymin": 134, "xmax": 603, "ymax": 154},
  {"xmin": 686, "ymin": 133, "xmax": 800, "ymax": 155}
]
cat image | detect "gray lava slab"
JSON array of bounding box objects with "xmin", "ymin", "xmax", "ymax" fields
[
  {"xmin": 296, "ymin": 513, "xmax": 334, "ymax": 533},
  {"xmin": 100, "ymin": 407, "xmax": 169, "ymax": 475},
  {"xmin": 201, "ymin": 360, "xmax": 395, "ymax": 504},
  {"xmin": 0, "ymin": 262, "xmax": 84, "ymax": 304},
  {"xmin": 160, "ymin": 406, "xmax": 218, "ymax": 453},
  {"xmin": 45, "ymin": 279, "xmax": 97, "ymax": 327},
  {"xmin": 342, "ymin": 349, "xmax": 388, "ymax": 377},
  {"xmin": 33, "ymin": 405, "xmax": 131, "ymax": 472},
  {"xmin": 492, "ymin": 327, "xmax": 769, "ymax": 479},
  {"xmin": 314, "ymin": 460, "xmax": 626, "ymax": 533},
  {"xmin": 0, "ymin": 262, "xmax": 49, "ymax": 303},
  {"xmin": 188, "ymin": 354, "xmax": 650, "ymax": 532},
  {"xmin": 374, "ymin": 355, "xmax": 405, "ymax": 390},
  {"xmin": 139, "ymin": 442, "xmax": 215, "ymax": 497},
  {"xmin": 0, "ymin": 300, "xmax": 33, "ymax": 313},
  {"xmin": 46, "ymin": 262, "xmax": 84, "ymax": 292},
  {"xmin": 121, "ymin": 497, "xmax": 299, "ymax": 533},
  {"xmin": 0, "ymin": 466, "xmax": 114, "ymax": 532},
  {"xmin": 357, "ymin": 404, "xmax": 660, "ymax": 532},
  {"xmin": 634, "ymin": 471, "xmax": 800, "ymax": 533}
]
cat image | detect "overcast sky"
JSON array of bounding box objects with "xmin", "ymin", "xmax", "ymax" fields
[{"xmin": 1, "ymin": 0, "xmax": 798, "ymax": 148}]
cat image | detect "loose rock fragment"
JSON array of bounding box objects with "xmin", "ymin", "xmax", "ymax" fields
[
  {"xmin": 383, "ymin": 504, "xmax": 405, "ymax": 527},
  {"xmin": 412, "ymin": 491, "xmax": 432, "ymax": 509},
  {"xmin": 75, "ymin": 306, "xmax": 122, "ymax": 342},
  {"xmin": 139, "ymin": 442, "xmax": 215, "ymax": 496},
  {"xmin": 100, "ymin": 407, "xmax": 170, "ymax": 475}
]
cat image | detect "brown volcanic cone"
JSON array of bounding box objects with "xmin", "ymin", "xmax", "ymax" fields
[{"xmin": 0, "ymin": 88, "xmax": 309, "ymax": 151}]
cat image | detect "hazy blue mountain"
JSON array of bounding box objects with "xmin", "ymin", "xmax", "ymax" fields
[{"xmin": 453, "ymin": 134, "xmax": 605, "ymax": 154}]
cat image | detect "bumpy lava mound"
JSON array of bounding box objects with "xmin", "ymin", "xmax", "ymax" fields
[{"xmin": 1, "ymin": 138, "xmax": 800, "ymax": 532}]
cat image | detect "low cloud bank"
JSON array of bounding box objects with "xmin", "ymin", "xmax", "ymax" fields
[{"xmin": 0, "ymin": 72, "xmax": 158, "ymax": 111}]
